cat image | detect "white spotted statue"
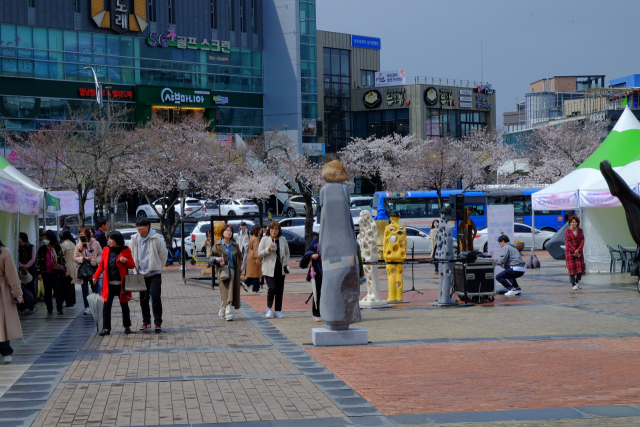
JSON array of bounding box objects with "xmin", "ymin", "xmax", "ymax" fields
[
  {"xmin": 435, "ymin": 211, "xmax": 457, "ymax": 305},
  {"xmin": 358, "ymin": 210, "xmax": 386, "ymax": 307}
]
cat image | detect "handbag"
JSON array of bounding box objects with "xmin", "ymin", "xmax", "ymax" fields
[
  {"xmin": 124, "ymin": 269, "xmax": 148, "ymax": 293},
  {"xmin": 218, "ymin": 264, "xmax": 230, "ymax": 281},
  {"xmin": 77, "ymin": 259, "xmax": 96, "ymax": 279}
]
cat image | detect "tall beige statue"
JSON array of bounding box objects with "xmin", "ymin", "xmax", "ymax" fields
[{"xmin": 358, "ymin": 210, "xmax": 386, "ymax": 307}]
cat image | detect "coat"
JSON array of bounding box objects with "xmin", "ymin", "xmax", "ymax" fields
[
  {"xmin": 93, "ymin": 247, "xmax": 136, "ymax": 303},
  {"xmin": 258, "ymin": 235, "xmax": 290, "ymax": 278},
  {"xmin": 36, "ymin": 245, "xmax": 66, "ymax": 276},
  {"xmin": 564, "ymin": 227, "xmax": 585, "ymax": 275},
  {"xmin": 129, "ymin": 231, "xmax": 168, "ymax": 274},
  {"xmin": 60, "ymin": 240, "xmax": 78, "ymax": 283},
  {"xmin": 74, "ymin": 238, "xmax": 102, "ymax": 267},
  {"xmin": 245, "ymin": 236, "xmax": 262, "ymax": 279},
  {"xmin": 0, "ymin": 247, "xmax": 23, "ymax": 342},
  {"xmin": 429, "ymin": 228, "xmax": 437, "ymax": 257},
  {"xmin": 210, "ymin": 239, "xmax": 242, "ymax": 310}
]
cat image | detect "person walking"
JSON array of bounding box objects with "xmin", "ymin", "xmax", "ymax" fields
[
  {"xmin": 74, "ymin": 228, "xmax": 102, "ymax": 315},
  {"xmin": 36, "ymin": 230, "xmax": 68, "ymax": 315},
  {"xmin": 0, "ymin": 240, "xmax": 24, "ymax": 363},
  {"xmin": 243, "ymin": 225, "xmax": 263, "ymax": 293},
  {"xmin": 92, "ymin": 231, "xmax": 136, "ymax": 336},
  {"xmin": 429, "ymin": 220, "xmax": 439, "ymax": 275},
  {"xmin": 94, "ymin": 219, "xmax": 109, "ymax": 249},
  {"xmin": 564, "ymin": 215, "xmax": 585, "ymax": 290},
  {"xmin": 130, "ymin": 217, "xmax": 168, "ymax": 333},
  {"xmin": 495, "ymin": 235, "xmax": 526, "ymax": 297},
  {"xmin": 237, "ymin": 222, "xmax": 250, "ymax": 254},
  {"xmin": 17, "ymin": 232, "xmax": 38, "ymax": 303},
  {"xmin": 258, "ymin": 221, "xmax": 290, "ymax": 319},
  {"xmin": 210, "ymin": 225, "xmax": 242, "ymax": 320},
  {"xmin": 60, "ymin": 230, "xmax": 77, "ymax": 308},
  {"xmin": 300, "ymin": 236, "xmax": 322, "ymax": 321},
  {"xmin": 259, "ymin": 225, "xmax": 268, "ymax": 290}
]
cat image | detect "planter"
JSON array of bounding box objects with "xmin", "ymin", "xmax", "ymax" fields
[{"xmin": 514, "ymin": 241, "xmax": 525, "ymax": 252}]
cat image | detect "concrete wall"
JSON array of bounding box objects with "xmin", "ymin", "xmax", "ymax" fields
[
  {"xmin": 531, "ymin": 77, "xmax": 577, "ymax": 93},
  {"xmin": 503, "ymin": 111, "xmax": 523, "ymax": 126},
  {"xmin": 262, "ymin": 0, "xmax": 301, "ymax": 148},
  {"xmin": 564, "ymin": 96, "xmax": 609, "ymax": 116}
]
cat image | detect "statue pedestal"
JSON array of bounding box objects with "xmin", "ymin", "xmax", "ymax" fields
[
  {"xmin": 312, "ymin": 327, "xmax": 368, "ymax": 347},
  {"xmin": 359, "ymin": 300, "xmax": 391, "ymax": 309}
]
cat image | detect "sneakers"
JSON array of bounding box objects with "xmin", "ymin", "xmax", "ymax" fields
[
  {"xmin": 313, "ymin": 316, "xmax": 322, "ymax": 322},
  {"xmin": 266, "ymin": 308, "xmax": 274, "ymax": 319},
  {"xmin": 218, "ymin": 306, "xmax": 226, "ymax": 320},
  {"xmin": 155, "ymin": 326, "xmax": 162, "ymax": 333},
  {"xmin": 274, "ymin": 311, "xmax": 284, "ymax": 319},
  {"xmin": 257, "ymin": 289, "xmax": 263, "ymax": 293},
  {"xmin": 573, "ymin": 285, "xmax": 579, "ymax": 290},
  {"xmin": 140, "ymin": 324, "xmax": 152, "ymax": 331},
  {"xmin": 225, "ymin": 305, "xmax": 235, "ymax": 321},
  {"xmin": 504, "ymin": 288, "xmax": 521, "ymax": 297},
  {"xmin": 577, "ymin": 284, "xmax": 582, "ymax": 289},
  {"xmin": 3, "ymin": 355, "xmax": 12, "ymax": 364},
  {"xmin": 83, "ymin": 308, "xmax": 91, "ymax": 315},
  {"xmin": 241, "ymin": 283, "xmax": 249, "ymax": 292}
]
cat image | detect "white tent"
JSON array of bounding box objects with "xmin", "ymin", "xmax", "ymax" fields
[{"xmin": 0, "ymin": 156, "xmax": 45, "ymax": 259}]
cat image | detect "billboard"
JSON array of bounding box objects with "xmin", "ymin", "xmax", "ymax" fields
[
  {"xmin": 302, "ymin": 119, "xmax": 317, "ymax": 137},
  {"xmin": 486, "ymin": 205, "xmax": 514, "ymax": 258},
  {"xmin": 375, "ymin": 70, "xmax": 406, "ymax": 87},
  {"xmin": 302, "ymin": 143, "xmax": 325, "ymax": 157}
]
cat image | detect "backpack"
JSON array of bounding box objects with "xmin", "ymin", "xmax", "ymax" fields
[{"xmin": 18, "ymin": 283, "xmax": 35, "ymax": 311}]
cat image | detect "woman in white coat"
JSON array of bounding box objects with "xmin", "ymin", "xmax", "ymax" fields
[{"xmin": 258, "ymin": 221, "xmax": 290, "ymax": 319}]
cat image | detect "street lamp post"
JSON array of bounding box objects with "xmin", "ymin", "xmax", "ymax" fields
[
  {"xmin": 83, "ymin": 67, "xmax": 102, "ymax": 107},
  {"xmin": 177, "ymin": 173, "xmax": 188, "ymax": 275}
]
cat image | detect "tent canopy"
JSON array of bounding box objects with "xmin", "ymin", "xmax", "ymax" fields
[{"xmin": 532, "ymin": 107, "xmax": 640, "ymax": 210}]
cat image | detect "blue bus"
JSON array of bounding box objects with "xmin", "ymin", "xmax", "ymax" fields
[{"xmin": 372, "ymin": 188, "xmax": 565, "ymax": 233}]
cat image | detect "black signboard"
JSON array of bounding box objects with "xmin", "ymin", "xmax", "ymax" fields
[
  {"xmin": 363, "ymin": 90, "xmax": 382, "ymax": 109},
  {"xmin": 424, "ymin": 87, "xmax": 438, "ymax": 106}
]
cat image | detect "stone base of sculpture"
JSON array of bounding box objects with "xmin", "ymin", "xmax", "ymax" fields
[{"xmin": 312, "ymin": 327, "xmax": 368, "ymax": 346}]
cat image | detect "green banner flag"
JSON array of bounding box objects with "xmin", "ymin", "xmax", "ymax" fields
[{"xmin": 46, "ymin": 193, "xmax": 61, "ymax": 212}]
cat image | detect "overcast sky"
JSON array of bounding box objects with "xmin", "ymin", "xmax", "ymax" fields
[{"xmin": 316, "ymin": 0, "xmax": 640, "ymax": 126}]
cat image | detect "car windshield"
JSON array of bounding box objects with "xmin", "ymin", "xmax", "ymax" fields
[{"xmin": 351, "ymin": 210, "xmax": 361, "ymax": 217}]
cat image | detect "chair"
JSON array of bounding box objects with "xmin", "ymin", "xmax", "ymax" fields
[
  {"xmin": 607, "ymin": 245, "xmax": 624, "ymax": 273},
  {"xmin": 619, "ymin": 245, "xmax": 635, "ymax": 273}
]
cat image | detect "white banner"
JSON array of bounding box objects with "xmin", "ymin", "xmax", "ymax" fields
[
  {"xmin": 579, "ymin": 185, "xmax": 639, "ymax": 208},
  {"xmin": 375, "ymin": 69, "xmax": 406, "ymax": 87},
  {"xmin": 49, "ymin": 190, "xmax": 95, "ymax": 216},
  {"xmin": 0, "ymin": 179, "xmax": 21, "ymax": 213},
  {"xmin": 532, "ymin": 191, "xmax": 578, "ymax": 210},
  {"xmin": 487, "ymin": 205, "xmax": 515, "ymax": 258},
  {"xmin": 20, "ymin": 188, "xmax": 40, "ymax": 215}
]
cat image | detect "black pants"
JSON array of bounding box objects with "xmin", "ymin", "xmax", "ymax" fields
[
  {"xmin": 81, "ymin": 279, "xmax": 91, "ymax": 308},
  {"xmin": 0, "ymin": 341, "xmax": 12, "ymax": 356},
  {"xmin": 312, "ymin": 274, "xmax": 323, "ymax": 318},
  {"xmin": 102, "ymin": 284, "xmax": 131, "ymax": 331},
  {"xmin": 63, "ymin": 276, "xmax": 76, "ymax": 307},
  {"xmin": 496, "ymin": 268, "xmax": 525, "ymax": 290},
  {"xmin": 244, "ymin": 277, "xmax": 261, "ymax": 292},
  {"xmin": 42, "ymin": 273, "xmax": 63, "ymax": 313},
  {"xmin": 570, "ymin": 273, "xmax": 582, "ymax": 284},
  {"xmin": 266, "ymin": 269, "xmax": 285, "ymax": 311},
  {"xmin": 140, "ymin": 274, "xmax": 163, "ymax": 326}
]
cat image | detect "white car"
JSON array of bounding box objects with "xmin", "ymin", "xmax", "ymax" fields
[
  {"xmin": 187, "ymin": 219, "xmax": 257, "ymax": 257},
  {"xmin": 136, "ymin": 197, "xmax": 207, "ymax": 221},
  {"xmin": 279, "ymin": 217, "xmax": 320, "ymax": 239},
  {"xmin": 119, "ymin": 228, "xmax": 138, "ymax": 248},
  {"xmin": 350, "ymin": 196, "xmax": 373, "ymax": 214},
  {"xmin": 474, "ymin": 223, "xmax": 555, "ymax": 252},
  {"xmin": 213, "ymin": 199, "xmax": 260, "ymax": 216},
  {"xmin": 404, "ymin": 226, "xmax": 433, "ymax": 254}
]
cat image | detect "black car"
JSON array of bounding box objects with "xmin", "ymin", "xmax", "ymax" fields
[{"xmin": 282, "ymin": 230, "xmax": 306, "ymax": 256}]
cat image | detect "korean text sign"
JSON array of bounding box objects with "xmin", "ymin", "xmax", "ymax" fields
[{"xmin": 487, "ymin": 205, "xmax": 515, "ymax": 258}]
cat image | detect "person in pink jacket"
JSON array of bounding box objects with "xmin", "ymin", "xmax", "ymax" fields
[{"xmin": 74, "ymin": 228, "xmax": 102, "ymax": 315}]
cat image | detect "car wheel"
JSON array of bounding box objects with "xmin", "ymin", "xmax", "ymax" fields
[
  {"xmin": 286, "ymin": 208, "xmax": 296, "ymax": 218},
  {"xmin": 484, "ymin": 242, "xmax": 488, "ymax": 252},
  {"xmin": 228, "ymin": 210, "xmax": 236, "ymax": 216},
  {"xmin": 137, "ymin": 211, "xmax": 147, "ymax": 219}
]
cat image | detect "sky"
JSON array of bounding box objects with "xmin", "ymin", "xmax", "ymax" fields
[{"xmin": 316, "ymin": 0, "xmax": 640, "ymax": 126}]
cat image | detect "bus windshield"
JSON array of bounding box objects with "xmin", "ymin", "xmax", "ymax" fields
[{"xmin": 383, "ymin": 197, "xmax": 446, "ymax": 218}]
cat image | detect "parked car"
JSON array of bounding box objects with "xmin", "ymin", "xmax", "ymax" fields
[
  {"xmin": 212, "ymin": 199, "xmax": 259, "ymax": 216},
  {"xmin": 282, "ymin": 230, "xmax": 306, "ymax": 256},
  {"xmin": 187, "ymin": 219, "xmax": 257, "ymax": 257},
  {"xmin": 283, "ymin": 195, "xmax": 317, "ymax": 217},
  {"xmin": 279, "ymin": 217, "xmax": 320, "ymax": 239},
  {"xmin": 404, "ymin": 226, "xmax": 432, "ymax": 254},
  {"xmin": 474, "ymin": 223, "xmax": 555, "ymax": 252},
  {"xmin": 136, "ymin": 197, "xmax": 206, "ymax": 221},
  {"xmin": 350, "ymin": 196, "xmax": 373, "ymax": 214},
  {"xmin": 120, "ymin": 228, "xmax": 138, "ymax": 248}
]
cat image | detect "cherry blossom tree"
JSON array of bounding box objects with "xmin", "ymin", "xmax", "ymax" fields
[
  {"xmin": 4, "ymin": 107, "xmax": 136, "ymax": 227},
  {"xmin": 120, "ymin": 116, "xmax": 245, "ymax": 246},
  {"xmin": 521, "ymin": 119, "xmax": 608, "ymax": 184}
]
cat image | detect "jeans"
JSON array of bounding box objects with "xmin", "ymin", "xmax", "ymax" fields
[
  {"xmin": 496, "ymin": 268, "xmax": 525, "ymax": 290},
  {"xmin": 81, "ymin": 279, "xmax": 91, "ymax": 308},
  {"xmin": 140, "ymin": 274, "xmax": 163, "ymax": 326},
  {"xmin": 570, "ymin": 273, "xmax": 582, "ymax": 284},
  {"xmin": 102, "ymin": 284, "xmax": 131, "ymax": 331},
  {"xmin": 244, "ymin": 277, "xmax": 261, "ymax": 292},
  {"xmin": 42, "ymin": 273, "xmax": 63, "ymax": 313},
  {"xmin": 266, "ymin": 269, "xmax": 285, "ymax": 312},
  {"xmin": 311, "ymin": 274, "xmax": 323, "ymax": 318},
  {"xmin": 0, "ymin": 341, "xmax": 12, "ymax": 356}
]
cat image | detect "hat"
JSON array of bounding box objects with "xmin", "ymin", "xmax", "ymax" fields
[{"xmin": 388, "ymin": 210, "xmax": 400, "ymax": 218}]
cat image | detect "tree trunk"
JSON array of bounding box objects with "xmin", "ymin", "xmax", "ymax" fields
[
  {"xmin": 300, "ymin": 190, "xmax": 315, "ymax": 251},
  {"xmin": 77, "ymin": 185, "xmax": 85, "ymax": 229}
]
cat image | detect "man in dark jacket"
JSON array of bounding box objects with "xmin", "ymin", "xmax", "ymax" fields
[
  {"xmin": 18, "ymin": 232, "xmax": 38, "ymax": 302},
  {"xmin": 495, "ymin": 235, "xmax": 526, "ymax": 297},
  {"xmin": 94, "ymin": 218, "xmax": 109, "ymax": 249}
]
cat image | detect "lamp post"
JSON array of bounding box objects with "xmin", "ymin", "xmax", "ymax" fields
[
  {"xmin": 177, "ymin": 173, "xmax": 188, "ymax": 274},
  {"xmin": 83, "ymin": 67, "xmax": 102, "ymax": 107}
]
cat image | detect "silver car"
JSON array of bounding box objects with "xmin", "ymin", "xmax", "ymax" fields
[{"xmin": 283, "ymin": 195, "xmax": 317, "ymax": 218}]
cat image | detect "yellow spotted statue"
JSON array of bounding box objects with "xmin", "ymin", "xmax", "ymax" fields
[{"xmin": 383, "ymin": 210, "xmax": 407, "ymax": 302}]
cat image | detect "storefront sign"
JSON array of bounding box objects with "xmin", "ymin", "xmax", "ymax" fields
[
  {"xmin": 91, "ymin": 0, "xmax": 148, "ymax": 33},
  {"xmin": 424, "ymin": 87, "xmax": 438, "ymax": 106},
  {"xmin": 302, "ymin": 119, "xmax": 317, "ymax": 136},
  {"xmin": 160, "ymin": 88, "xmax": 209, "ymax": 105},
  {"xmin": 147, "ymin": 30, "xmax": 231, "ymax": 52},
  {"xmin": 476, "ymin": 94, "xmax": 493, "ymax": 110},
  {"xmin": 363, "ymin": 90, "xmax": 382, "ymax": 109},
  {"xmin": 440, "ymin": 88, "xmax": 456, "ymax": 108},
  {"xmin": 460, "ymin": 102, "xmax": 472, "ymax": 108},
  {"xmin": 477, "ymin": 83, "xmax": 495, "ymax": 94},
  {"xmin": 460, "ymin": 90, "xmax": 473, "ymax": 96},
  {"xmin": 79, "ymin": 88, "xmax": 133, "ymax": 100},
  {"xmin": 136, "ymin": 86, "xmax": 217, "ymax": 108},
  {"xmin": 212, "ymin": 95, "xmax": 229, "ymax": 105},
  {"xmin": 460, "ymin": 96, "xmax": 472, "ymax": 102},
  {"xmin": 375, "ymin": 70, "xmax": 406, "ymax": 87},
  {"xmin": 386, "ymin": 88, "xmax": 409, "ymax": 107},
  {"xmin": 351, "ymin": 35, "xmax": 381, "ymax": 50},
  {"xmin": 302, "ymin": 143, "xmax": 326, "ymax": 157}
]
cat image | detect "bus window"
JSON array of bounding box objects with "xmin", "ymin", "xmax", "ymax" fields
[{"xmin": 466, "ymin": 204, "xmax": 484, "ymax": 216}]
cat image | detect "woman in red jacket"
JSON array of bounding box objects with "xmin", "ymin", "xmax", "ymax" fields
[
  {"xmin": 564, "ymin": 215, "xmax": 585, "ymax": 290},
  {"xmin": 92, "ymin": 231, "xmax": 136, "ymax": 336}
]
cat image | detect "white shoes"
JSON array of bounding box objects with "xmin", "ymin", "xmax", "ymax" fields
[
  {"xmin": 266, "ymin": 308, "xmax": 274, "ymax": 319},
  {"xmin": 218, "ymin": 306, "xmax": 226, "ymax": 320},
  {"xmin": 225, "ymin": 305, "xmax": 235, "ymax": 321},
  {"xmin": 313, "ymin": 316, "xmax": 322, "ymax": 322},
  {"xmin": 573, "ymin": 285, "xmax": 579, "ymax": 290},
  {"xmin": 83, "ymin": 308, "xmax": 91, "ymax": 315},
  {"xmin": 3, "ymin": 355, "xmax": 12, "ymax": 364},
  {"xmin": 504, "ymin": 289, "xmax": 521, "ymax": 297},
  {"xmin": 274, "ymin": 311, "xmax": 284, "ymax": 319}
]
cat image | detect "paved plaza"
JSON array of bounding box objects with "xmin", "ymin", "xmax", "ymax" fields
[{"xmin": 2, "ymin": 253, "xmax": 640, "ymax": 427}]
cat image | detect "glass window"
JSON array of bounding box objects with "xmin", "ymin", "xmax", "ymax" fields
[
  {"xmin": 340, "ymin": 50, "xmax": 349, "ymax": 76},
  {"xmin": 229, "ymin": 0, "xmax": 235, "ymax": 31},
  {"xmin": 1, "ymin": 24, "xmax": 16, "ymax": 57},
  {"xmin": 330, "ymin": 49, "xmax": 340, "ymax": 76},
  {"xmin": 17, "ymin": 26, "xmax": 32, "ymax": 59}
]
